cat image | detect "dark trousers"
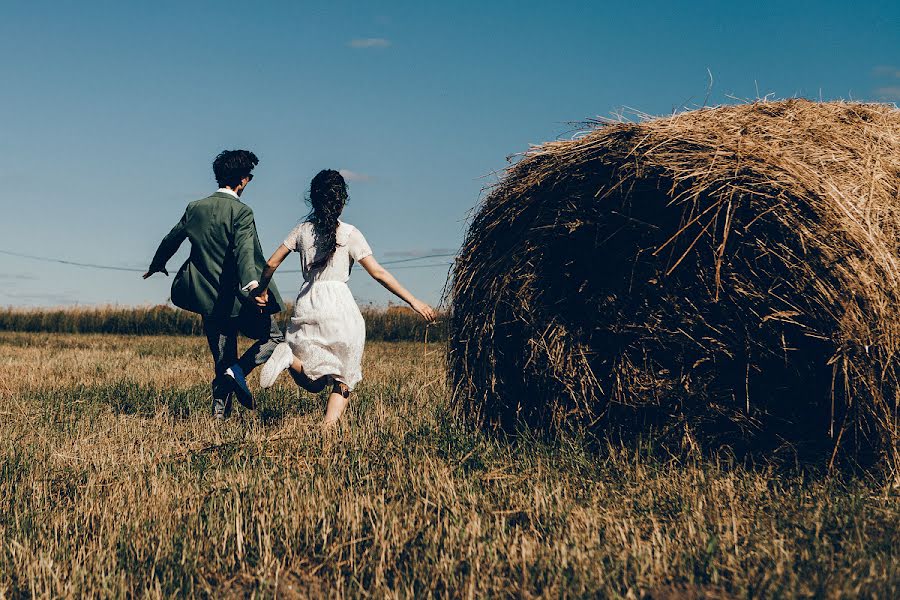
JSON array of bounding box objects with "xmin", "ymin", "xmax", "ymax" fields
[{"xmin": 202, "ymin": 310, "xmax": 284, "ymax": 400}]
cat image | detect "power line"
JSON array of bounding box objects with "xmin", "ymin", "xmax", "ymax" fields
[
  {"xmin": 0, "ymin": 248, "xmax": 455, "ymax": 274},
  {"xmin": 281, "ymin": 263, "xmax": 453, "ymax": 273},
  {"xmin": 369, "ymin": 262, "xmax": 453, "ymax": 271},
  {"xmin": 282, "ymin": 254, "xmax": 456, "ymax": 273},
  {"xmin": 0, "ymin": 249, "xmax": 145, "ymax": 272},
  {"xmin": 380, "ymin": 253, "xmax": 457, "ymax": 265}
]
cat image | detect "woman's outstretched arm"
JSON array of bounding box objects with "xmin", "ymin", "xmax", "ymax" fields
[
  {"xmin": 252, "ymin": 244, "xmax": 292, "ymax": 307},
  {"xmin": 358, "ymin": 256, "xmax": 437, "ymax": 322}
]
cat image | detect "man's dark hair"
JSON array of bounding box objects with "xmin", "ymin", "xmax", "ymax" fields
[{"xmin": 213, "ymin": 150, "xmax": 259, "ymax": 188}]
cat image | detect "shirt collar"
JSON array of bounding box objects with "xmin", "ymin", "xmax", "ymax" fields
[{"xmin": 216, "ymin": 187, "xmax": 239, "ymax": 199}]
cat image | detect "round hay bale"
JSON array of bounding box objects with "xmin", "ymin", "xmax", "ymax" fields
[{"xmin": 449, "ymin": 99, "xmax": 900, "ymax": 468}]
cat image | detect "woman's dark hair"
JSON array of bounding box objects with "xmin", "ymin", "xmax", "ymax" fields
[
  {"xmin": 213, "ymin": 149, "xmax": 259, "ymax": 188},
  {"xmin": 307, "ymin": 169, "xmax": 349, "ymax": 270}
]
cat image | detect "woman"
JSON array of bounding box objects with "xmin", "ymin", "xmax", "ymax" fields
[{"xmin": 253, "ymin": 169, "xmax": 436, "ymax": 424}]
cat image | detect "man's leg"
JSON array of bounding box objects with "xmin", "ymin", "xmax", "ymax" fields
[
  {"xmin": 202, "ymin": 316, "xmax": 238, "ymax": 418},
  {"xmin": 237, "ymin": 313, "xmax": 285, "ymax": 375}
]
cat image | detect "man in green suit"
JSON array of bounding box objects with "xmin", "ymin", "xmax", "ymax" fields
[{"xmin": 144, "ymin": 149, "xmax": 284, "ymax": 419}]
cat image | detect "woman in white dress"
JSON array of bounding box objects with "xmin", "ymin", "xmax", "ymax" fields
[{"xmin": 252, "ymin": 169, "xmax": 436, "ymax": 424}]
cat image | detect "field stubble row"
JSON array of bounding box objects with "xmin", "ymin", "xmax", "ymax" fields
[{"xmin": 0, "ymin": 305, "xmax": 446, "ymax": 342}]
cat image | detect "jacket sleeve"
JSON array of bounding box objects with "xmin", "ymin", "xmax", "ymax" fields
[
  {"xmin": 148, "ymin": 209, "xmax": 188, "ymax": 273},
  {"xmin": 233, "ymin": 206, "xmax": 261, "ymax": 295}
]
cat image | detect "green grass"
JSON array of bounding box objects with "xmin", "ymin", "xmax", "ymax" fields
[{"xmin": 0, "ymin": 333, "xmax": 897, "ymax": 598}]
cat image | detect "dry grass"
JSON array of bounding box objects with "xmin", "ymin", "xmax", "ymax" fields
[
  {"xmin": 0, "ymin": 305, "xmax": 447, "ymax": 342},
  {"xmin": 450, "ymin": 99, "xmax": 900, "ymax": 470},
  {"xmin": 0, "ymin": 332, "xmax": 897, "ymax": 598}
]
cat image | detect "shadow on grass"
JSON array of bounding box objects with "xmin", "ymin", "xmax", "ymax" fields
[
  {"xmin": 256, "ymin": 385, "xmax": 326, "ymax": 426},
  {"xmin": 26, "ymin": 381, "xmax": 210, "ymax": 424},
  {"xmin": 24, "ymin": 379, "xmax": 340, "ymax": 428}
]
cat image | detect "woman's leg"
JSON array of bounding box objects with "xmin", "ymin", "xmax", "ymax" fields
[
  {"xmin": 322, "ymin": 381, "xmax": 351, "ymax": 425},
  {"xmin": 260, "ymin": 343, "xmax": 300, "ymax": 390},
  {"xmin": 287, "ymin": 361, "xmax": 333, "ymax": 394}
]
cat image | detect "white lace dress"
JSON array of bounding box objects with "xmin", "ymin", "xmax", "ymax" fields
[{"xmin": 281, "ymin": 221, "xmax": 372, "ymax": 390}]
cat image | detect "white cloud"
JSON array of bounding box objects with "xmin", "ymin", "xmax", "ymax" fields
[
  {"xmin": 872, "ymin": 65, "xmax": 900, "ymax": 79},
  {"xmin": 339, "ymin": 169, "xmax": 374, "ymax": 183},
  {"xmin": 874, "ymin": 86, "xmax": 900, "ymax": 100},
  {"xmin": 348, "ymin": 38, "xmax": 391, "ymax": 49}
]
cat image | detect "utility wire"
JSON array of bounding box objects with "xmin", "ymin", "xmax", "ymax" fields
[
  {"xmin": 377, "ymin": 253, "xmax": 457, "ymax": 265},
  {"xmin": 0, "ymin": 249, "xmax": 145, "ymax": 272},
  {"xmin": 383, "ymin": 261, "xmax": 454, "ymax": 270},
  {"xmin": 281, "ymin": 262, "xmax": 453, "ymax": 273},
  {"xmin": 0, "ymin": 248, "xmax": 455, "ymax": 273},
  {"xmin": 282, "ymin": 253, "xmax": 456, "ymax": 273}
]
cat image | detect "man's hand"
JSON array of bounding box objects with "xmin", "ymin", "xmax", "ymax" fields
[
  {"xmin": 254, "ymin": 289, "xmax": 269, "ymax": 308},
  {"xmin": 142, "ymin": 268, "xmax": 168, "ymax": 279}
]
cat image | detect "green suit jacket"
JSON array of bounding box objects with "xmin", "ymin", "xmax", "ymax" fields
[{"xmin": 148, "ymin": 192, "xmax": 284, "ymax": 318}]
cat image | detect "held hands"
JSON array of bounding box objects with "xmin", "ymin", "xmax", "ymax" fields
[
  {"xmin": 253, "ymin": 288, "xmax": 269, "ymax": 308},
  {"xmin": 410, "ymin": 299, "xmax": 437, "ymax": 323},
  {"xmin": 142, "ymin": 268, "xmax": 169, "ymax": 279},
  {"xmin": 242, "ymin": 281, "xmax": 268, "ymax": 310}
]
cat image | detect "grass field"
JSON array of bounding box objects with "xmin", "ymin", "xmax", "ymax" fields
[{"xmin": 1, "ymin": 331, "xmax": 897, "ymax": 598}]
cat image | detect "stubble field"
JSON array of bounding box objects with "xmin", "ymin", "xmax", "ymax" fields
[{"xmin": 0, "ymin": 331, "xmax": 897, "ymax": 598}]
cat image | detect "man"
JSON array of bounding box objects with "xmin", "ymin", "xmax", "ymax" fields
[{"xmin": 144, "ymin": 149, "xmax": 283, "ymax": 419}]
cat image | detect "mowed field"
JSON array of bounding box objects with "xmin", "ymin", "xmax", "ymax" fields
[{"xmin": 0, "ymin": 331, "xmax": 897, "ymax": 598}]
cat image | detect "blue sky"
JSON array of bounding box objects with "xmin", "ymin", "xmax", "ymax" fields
[{"xmin": 1, "ymin": 0, "xmax": 898, "ymax": 308}]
